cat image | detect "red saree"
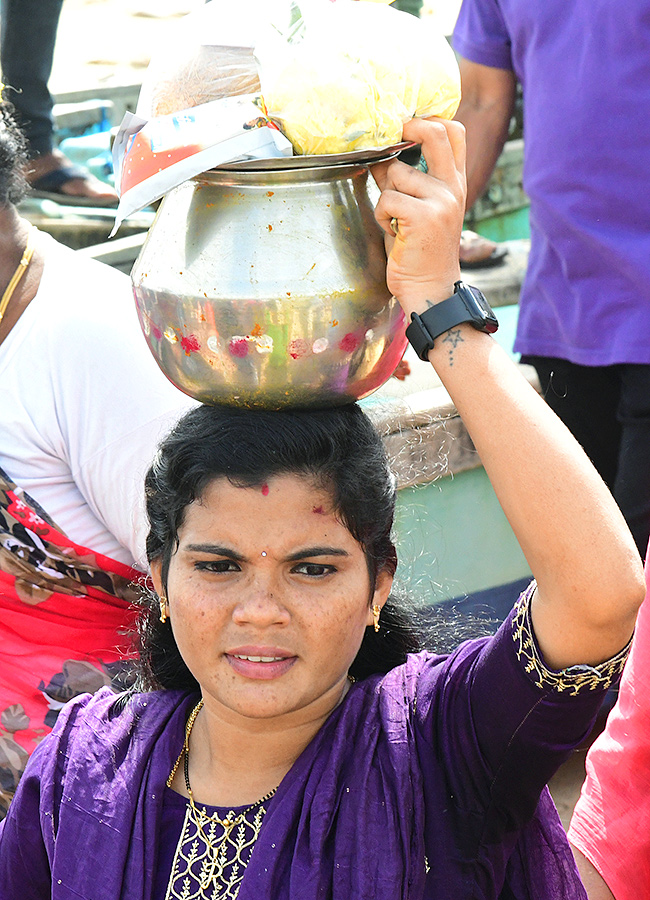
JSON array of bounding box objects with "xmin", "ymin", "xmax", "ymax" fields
[{"xmin": 0, "ymin": 468, "xmax": 141, "ymax": 817}]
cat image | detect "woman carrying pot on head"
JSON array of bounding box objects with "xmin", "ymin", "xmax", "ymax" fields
[{"xmin": 0, "ymin": 118, "xmax": 644, "ymax": 900}]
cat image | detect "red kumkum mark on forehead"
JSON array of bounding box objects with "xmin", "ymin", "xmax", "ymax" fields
[
  {"xmin": 261, "ymin": 484, "xmax": 270, "ymax": 496},
  {"xmin": 312, "ymin": 506, "xmax": 325, "ymax": 515}
]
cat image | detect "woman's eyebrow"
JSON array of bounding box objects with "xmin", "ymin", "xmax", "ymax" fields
[
  {"xmin": 183, "ymin": 543, "xmax": 246, "ymax": 561},
  {"xmin": 285, "ymin": 547, "xmax": 350, "ymax": 561}
]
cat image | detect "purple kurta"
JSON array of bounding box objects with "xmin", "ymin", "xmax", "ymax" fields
[{"xmin": 0, "ymin": 600, "xmax": 606, "ymax": 899}]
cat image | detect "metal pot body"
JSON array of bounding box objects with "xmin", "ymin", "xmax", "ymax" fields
[{"xmin": 131, "ymin": 163, "xmax": 406, "ymax": 408}]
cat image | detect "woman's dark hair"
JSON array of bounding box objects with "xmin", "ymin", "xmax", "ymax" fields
[
  {"xmin": 0, "ymin": 100, "xmax": 29, "ymax": 207},
  {"xmin": 137, "ymin": 403, "xmax": 423, "ymax": 690}
]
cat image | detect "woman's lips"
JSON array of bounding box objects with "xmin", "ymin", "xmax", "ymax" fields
[{"xmin": 225, "ymin": 648, "xmax": 297, "ymax": 680}]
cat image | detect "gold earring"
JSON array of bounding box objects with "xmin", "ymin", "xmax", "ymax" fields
[
  {"xmin": 372, "ymin": 604, "xmax": 381, "ymax": 633},
  {"xmin": 159, "ymin": 594, "xmax": 168, "ymax": 624}
]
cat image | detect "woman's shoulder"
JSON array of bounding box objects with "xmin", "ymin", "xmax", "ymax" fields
[
  {"xmin": 57, "ymin": 685, "xmax": 188, "ymax": 723},
  {"xmin": 20, "ymin": 688, "xmax": 196, "ymax": 824},
  {"xmin": 45, "ymin": 687, "xmax": 193, "ymax": 762},
  {"xmin": 348, "ymin": 635, "xmax": 493, "ymax": 727},
  {"xmin": 373, "ymin": 633, "xmax": 494, "ymax": 692},
  {"xmin": 352, "ymin": 589, "xmax": 531, "ymax": 725}
]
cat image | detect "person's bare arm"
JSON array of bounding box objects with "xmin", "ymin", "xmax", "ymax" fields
[
  {"xmin": 373, "ymin": 118, "xmax": 644, "ymax": 670},
  {"xmin": 572, "ymin": 848, "xmax": 616, "ymax": 900},
  {"xmin": 454, "ymin": 57, "xmax": 517, "ymax": 209}
]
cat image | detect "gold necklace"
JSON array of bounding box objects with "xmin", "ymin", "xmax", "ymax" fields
[
  {"xmin": 0, "ymin": 224, "xmax": 37, "ymax": 324},
  {"xmin": 167, "ymin": 698, "xmax": 278, "ymax": 892}
]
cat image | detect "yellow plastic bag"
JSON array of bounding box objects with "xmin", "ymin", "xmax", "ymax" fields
[{"xmin": 256, "ymin": 0, "xmax": 461, "ymax": 155}]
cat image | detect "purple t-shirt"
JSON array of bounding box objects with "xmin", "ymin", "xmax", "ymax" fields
[{"xmin": 454, "ymin": 0, "xmax": 650, "ymax": 366}]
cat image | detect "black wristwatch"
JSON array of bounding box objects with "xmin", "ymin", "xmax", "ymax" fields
[{"xmin": 405, "ymin": 281, "xmax": 499, "ymax": 361}]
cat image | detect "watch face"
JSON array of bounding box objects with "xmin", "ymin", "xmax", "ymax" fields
[{"xmin": 460, "ymin": 283, "xmax": 499, "ymax": 333}]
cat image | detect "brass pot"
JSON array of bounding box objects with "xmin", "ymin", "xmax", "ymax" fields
[{"xmin": 131, "ymin": 160, "xmax": 407, "ymax": 408}]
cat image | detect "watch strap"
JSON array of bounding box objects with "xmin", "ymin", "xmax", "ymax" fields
[
  {"xmin": 405, "ymin": 295, "xmax": 475, "ymax": 361},
  {"xmin": 405, "ymin": 282, "xmax": 498, "ymax": 361}
]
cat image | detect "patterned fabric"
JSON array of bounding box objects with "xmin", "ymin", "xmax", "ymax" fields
[
  {"xmin": 0, "ymin": 467, "xmax": 141, "ymax": 818},
  {"xmin": 165, "ymin": 799, "xmax": 272, "ymax": 899},
  {"xmin": 512, "ymin": 582, "xmax": 632, "ymax": 694}
]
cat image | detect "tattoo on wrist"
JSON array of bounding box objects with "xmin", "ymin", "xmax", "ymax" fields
[{"xmin": 442, "ymin": 327, "xmax": 464, "ymax": 366}]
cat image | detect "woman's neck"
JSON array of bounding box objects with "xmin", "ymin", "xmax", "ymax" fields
[
  {"xmin": 176, "ymin": 677, "xmax": 351, "ymax": 808},
  {"xmin": 0, "ymin": 206, "xmax": 44, "ymax": 345}
]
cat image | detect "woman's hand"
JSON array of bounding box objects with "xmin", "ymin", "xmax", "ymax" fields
[{"xmin": 372, "ymin": 117, "xmax": 466, "ymax": 315}]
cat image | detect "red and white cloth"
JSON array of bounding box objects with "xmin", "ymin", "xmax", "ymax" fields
[{"xmin": 0, "ymin": 469, "xmax": 141, "ymax": 817}]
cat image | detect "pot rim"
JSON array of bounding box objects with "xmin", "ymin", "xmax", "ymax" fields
[{"xmin": 212, "ymin": 140, "xmax": 416, "ymax": 175}]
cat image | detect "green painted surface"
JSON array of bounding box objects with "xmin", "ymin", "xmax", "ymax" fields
[
  {"xmin": 473, "ymin": 206, "xmax": 530, "ymax": 243},
  {"xmin": 392, "ymin": 467, "xmax": 531, "ymax": 604}
]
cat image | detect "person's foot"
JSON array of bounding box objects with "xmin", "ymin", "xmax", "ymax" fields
[
  {"xmin": 459, "ymin": 230, "xmax": 508, "ymax": 270},
  {"xmin": 26, "ymin": 149, "xmax": 118, "ymax": 207}
]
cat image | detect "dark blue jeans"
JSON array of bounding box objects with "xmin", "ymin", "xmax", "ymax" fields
[
  {"xmin": 1, "ymin": 0, "xmax": 64, "ymax": 156},
  {"xmin": 523, "ymin": 355, "xmax": 650, "ymax": 558}
]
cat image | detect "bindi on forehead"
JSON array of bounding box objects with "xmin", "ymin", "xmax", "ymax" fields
[{"xmin": 261, "ymin": 484, "xmax": 270, "ymax": 496}]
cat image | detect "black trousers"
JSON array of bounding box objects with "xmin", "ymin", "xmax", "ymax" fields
[
  {"xmin": 1, "ymin": 0, "xmax": 65, "ymax": 156},
  {"xmin": 523, "ymin": 355, "xmax": 650, "ymax": 557}
]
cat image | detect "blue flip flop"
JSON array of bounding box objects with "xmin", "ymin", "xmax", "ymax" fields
[{"xmin": 30, "ymin": 164, "xmax": 118, "ymax": 208}]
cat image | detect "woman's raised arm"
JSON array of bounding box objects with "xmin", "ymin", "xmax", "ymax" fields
[{"xmin": 373, "ymin": 118, "xmax": 644, "ymax": 670}]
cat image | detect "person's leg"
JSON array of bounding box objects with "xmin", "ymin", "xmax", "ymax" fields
[
  {"xmin": 1, "ymin": 0, "xmax": 117, "ymax": 204},
  {"xmin": 614, "ymin": 364, "xmax": 650, "ymax": 557},
  {"xmin": 522, "ymin": 356, "xmax": 622, "ymax": 492},
  {"xmin": 1, "ymin": 0, "xmax": 64, "ymax": 156}
]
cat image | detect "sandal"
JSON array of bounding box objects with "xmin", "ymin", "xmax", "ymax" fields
[
  {"xmin": 459, "ymin": 230, "xmax": 508, "ymax": 270},
  {"xmin": 30, "ymin": 163, "xmax": 118, "ymax": 208}
]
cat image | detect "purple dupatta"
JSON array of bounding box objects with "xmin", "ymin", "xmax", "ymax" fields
[
  {"xmin": 0, "ymin": 611, "xmax": 594, "ymax": 900},
  {"xmin": 22, "ymin": 679, "xmax": 429, "ymax": 900}
]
